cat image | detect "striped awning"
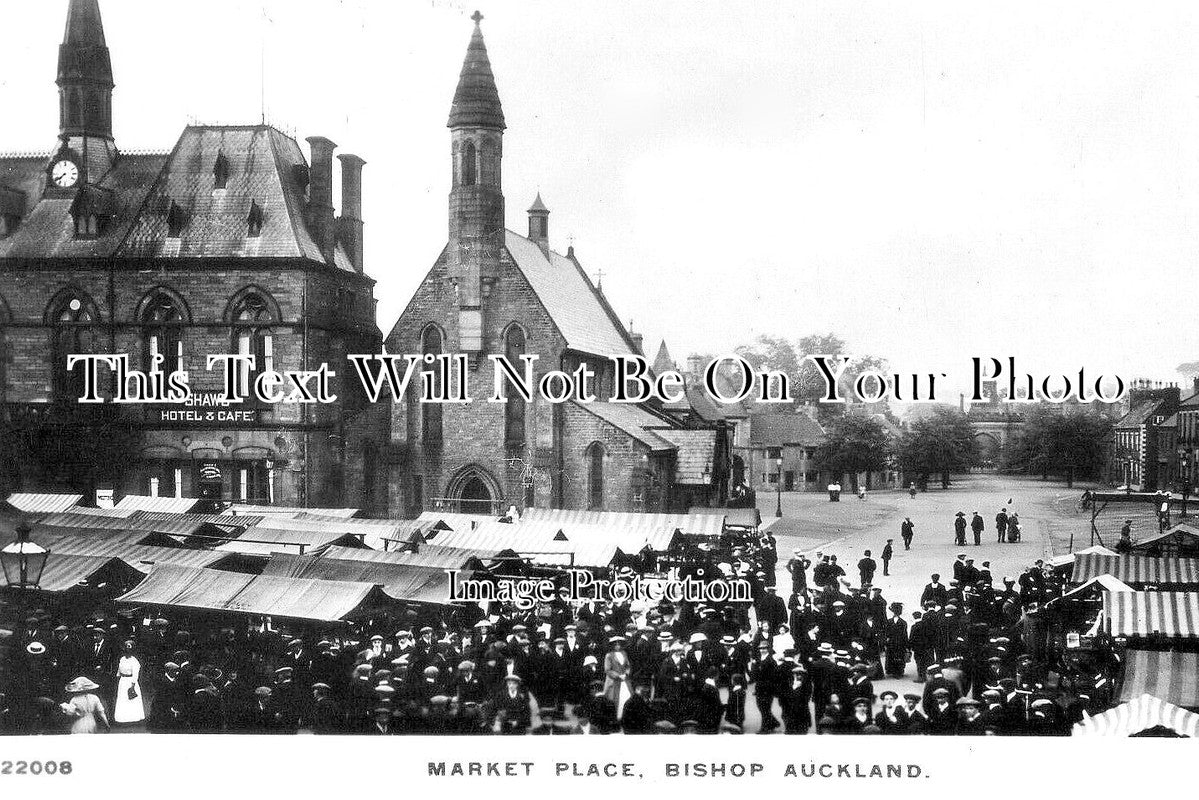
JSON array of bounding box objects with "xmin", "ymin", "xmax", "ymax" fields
[
  {"xmin": 1075, "ymin": 554, "xmax": 1199, "ymax": 585},
  {"xmin": 1120, "ymin": 650, "xmax": 1199, "ymax": 706},
  {"xmin": 4, "ymin": 492, "xmax": 83, "ymax": 514},
  {"xmin": 1073, "ymin": 694, "xmax": 1199, "ymax": 737},
  {"xmin": 1103, "ymin": 591, "xmax": 1199, "ymax": 639}
]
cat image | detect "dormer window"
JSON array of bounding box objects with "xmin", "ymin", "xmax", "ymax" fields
[
  {"xmin": 213, "ymin": 152, "xmax": 230, "ymax": 190},
  {"xmin": 166, "ymin": 201, "xmax": 186, "ymax": 239},
  {"xmin": 247, "ymin": 201, "xmax": 264, "ymax": 238},
  {"xmin": 74, "ymin": 214, "xmax": 100, "ymax": 239}
]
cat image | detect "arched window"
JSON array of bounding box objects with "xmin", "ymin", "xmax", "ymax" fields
[
  {"xmin": 586, "ymin": 442, "xmax": 605, "ymax": 510},
  {"xmin": 461, "ymin": 140, "xmax": 477, "ymax": 186},
  {"xmin": 142, "ymin": 291, "xmax": 185, "ymax": 376},
  {"xmin": 421, "ymin": 324, "xmax": 443, "ymax": 445},
  {"xmin": 230, "ymin": 290, "xmax": 276, "ymax": 400},
  {"xmin": 504, "ymin": 324, "xmax": 526, "ymax": 448},
  {"xmin": 49, "ymin": 291, "xmax": 99, "ymax": 402}
]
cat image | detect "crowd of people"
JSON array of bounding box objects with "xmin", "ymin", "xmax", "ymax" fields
[{"xmin": 0, "ymin": 510, "xmax": 1117, "ymax": 737}]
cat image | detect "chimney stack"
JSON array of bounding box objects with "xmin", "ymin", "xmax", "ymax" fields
[
  {"xmin": 631, "ymin": 332, "xmax": 644, "ymax": 355},
  {"xmin": 527, "ymin": 193, "xmax": 549, "ymax": 256},
  {"xmin": 686, "ymin": 355, "xmax": 704, "ymax": 377},
  {"xmin": 306, "ymin": 136, "xmax": 337, "ymax": 263},
  {"xmin": 337, "ymin": 153, "xmax": 366, "ymax": 273}
]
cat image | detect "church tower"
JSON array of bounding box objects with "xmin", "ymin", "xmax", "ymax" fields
[
  {"xmin": 447, "ymin": 11, "xmax": 505, "ymax": 356},
  {"xmin": 52, "ymin": 0, "xmax": 117, "ymax": 190}
]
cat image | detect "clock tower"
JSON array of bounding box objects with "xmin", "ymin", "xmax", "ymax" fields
[{"xmin": 51, "ymin": 0, "xmax": 117, "ymax": 191}]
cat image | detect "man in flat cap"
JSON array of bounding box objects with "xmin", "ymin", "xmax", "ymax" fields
[{"xmin": 495, "ymin": 674, "xmax": 531, "ymax": 734}]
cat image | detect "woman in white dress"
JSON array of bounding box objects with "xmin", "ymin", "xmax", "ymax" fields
[{"xmin": 113, "ymin": 640, "xmax": 145, "ymax": 724}]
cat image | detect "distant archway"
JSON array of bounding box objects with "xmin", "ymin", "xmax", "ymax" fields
[
  {"xmin": 973, "ymin": 432, "xmax": 1001, "ymax": 469},
  {"xmin": 447, "ymin": 465, "xmax": 502, "ymax": 515}
]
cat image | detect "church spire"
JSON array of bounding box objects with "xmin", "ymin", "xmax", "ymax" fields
[
  {"xmin": 447, "ymin": 11, "xmax": 506, "ymax": 130},
  {"xmin": 57, "ymin": 0, "xmax": 114, "ymax": 140}
]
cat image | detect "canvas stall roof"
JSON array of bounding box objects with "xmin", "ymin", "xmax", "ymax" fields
[
  {"xmin": 1074, "ymin": 554, "xmax": 1199, "ymax": 585},
  {"xmin": 212, "ymin": 515, "xmax": 409, "ymax": 550},
  {"xmin": 1047, "ymin": 545, "xmax": 1117, "ymax": 569},
  {"xmin": 1103, "ymin": 591, "xmax": 1199, "ymax": 639},
  {"xmin": 1073, "ymin": 694, "xmax": 1199, "ymax": 737},
  {"xmin": 35, "ymin": 554, "xmax": 138, "ymax": 593},
  {"xmin": 38, "ymin": 511, "xmax": 233, "ymax": 538},
  {"xmin": 113, "ymin": 495, "xmax": 203, "ymax": 514},
  {"xmin": 214, "ymin": 526, "xmax": 364, "ymax": 557},
  {"xmin": 521, "ymin": 508, "xmax": 725, "ymax": 538},
  {"xmin": 1120, "ymin": 650, "xmax": 1199, "ymax": 707},
  {"xmin": 722, "ymin": 508, "xmax": 761, "ymax": 529},
  {"xmin": 653, "ymin": 428, "xmax": 717, "ymax": 484},
  {"xmin": 416, "ymin": 512, "xmax": 501, "ymax": 531},
  {"xmin": 115, "ymin": 564, "xmax": 382, "ymax": 622},
  {"xmin": 1041, "ymin": 575, "xmax": 1134, "ymax": 611},
  {"xmin": 27, "ymin": 525, "xmax": 181, "ymax": 550},
  {"xmin": 330, "ymin": 544, "xmax": 497, "ymax": 571},
  {"xmin": 59, "ymin": 506, "xmax": 139, "ymax": 518},
  {"xmin": 3, "ymin": 493, "xmax": 83, "ymax": 514},
  {"xmin": 260, "ymin": 553, "xmax": 455, "ymax": 605},
  {"xmin": 426, "ymin": 520, "xmax": 621, "ymax": 568},
  {"xmin": 128, "ymin": 511, "xmax": 264, "ymax": 530},
  {"xmin": 35, "ymin": 535, "xmax": 228, "ymax": 574},
  {"xmin": 1132, "ymin": 525, "xmax": 1199, "ymax": 550},
  {"xmin": 227, "ymin": 505, "xmax": 360, "ymax": 519}
]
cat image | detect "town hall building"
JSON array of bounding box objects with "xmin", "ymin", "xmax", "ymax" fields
[{"xmin": 0, "ymin": 1, "xmax": 387, "ymax": 511}]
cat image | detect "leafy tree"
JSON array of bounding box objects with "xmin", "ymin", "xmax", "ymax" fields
[
  {"xmin": 813, "ymin": 414, "xmax": 892, "ymax": 491},
  {"xmin": 1001, "ymin": 407, "xmax": 1112, "ymax": 487},
  {"xmin": 896, "ymin": 406, "xmax": 979, "ymax": 489},
  {"xmin": 734, "ymin": 332, "xmax": 889, "ymax": 420}
]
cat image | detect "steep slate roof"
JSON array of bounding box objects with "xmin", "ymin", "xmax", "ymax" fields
[
  {"xmin": 749, "ymin": 411, "xmax": 825, "ymax": 447},
  {"xmin": 652, "ymin": 341, "xmax": 675, "ymax": 375},
  {"xmin": 504, "ymin": 230, "xmax": 634, "ymax": 358},
  {"xmin": 653, "ymin": 427, "xmax": 717, "ymax": 484},
  {"xmin": 1, "ymin": 126, "xmax": 357, "ymax": 272},
  {"xmin": 0, "ymin": 152, "xmax": 167, "ymax": 259},
  {"xmin": 572, "ymin": 401, "xmax": 675, "ymax": 451},
  {"xmin": 1116, "ymin": 400, "xmax": 1166, "ymax": 430}
]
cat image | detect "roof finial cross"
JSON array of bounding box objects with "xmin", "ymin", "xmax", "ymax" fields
[
  {"xmin": 596, "ymin": 268, "xmax": 605, "ymax": 289},
  {"xmin": 471, "ymin": 10, "xmax": 484, "ymax": 25}
]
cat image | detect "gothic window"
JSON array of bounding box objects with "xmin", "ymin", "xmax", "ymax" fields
[
  {"xmin": 586, "ymin": 442, "xmax": 605, "ymax": 510},
  {"xmin": 504, "ymin": 324, "xmax": 526, "ymax": 447},
  {"xmin": 213, "ymin": 152, "xmax": 230, "ymax": 190},
  {"xmin": 142, "ymin": 291, "xmax": 186, "ymax": 376},
  {"xmin": 421, "ymin": 324, "xmax": 443, "ymax": 445},
  {"xmin": 461, "ymin": 140, "xmax": 477, "ymax": 186},
  {"xmin": 74, "ymin": 214, "xmax": 99, "ymax": 239},
  {"xmin": 230, "ymin": 290, "xmax": 276, "ymax": 400},
  {"xmin": 49, "ymin": 291, "xmax": 99, "ymax": 402}
]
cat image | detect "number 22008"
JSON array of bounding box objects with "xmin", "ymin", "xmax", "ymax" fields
[{"xmin": 1, "ymin": 761, "xmax": 72, "ymax": 775}]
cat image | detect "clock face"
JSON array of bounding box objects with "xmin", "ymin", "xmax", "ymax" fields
[{"xmin": 51, "ymin": 159, "xmax": 79, "ymax": 188}]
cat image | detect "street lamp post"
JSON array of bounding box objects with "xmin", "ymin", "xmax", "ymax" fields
[
  {"xmin": 1, "ymin": 520, "xmax": 50, "ymax": 617},
  {"xmin": 1180, "ymin": 452, "xmax": 1190, "ymax": 518},
  {"xmin": 775, "ymin": 457, "xmax": 783, "ymax": 518}
]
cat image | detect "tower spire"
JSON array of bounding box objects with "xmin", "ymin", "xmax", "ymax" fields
[
  {"xmin": 447, "ymin": 11, "xmax": 506, "ymax": 130},
  {"xmin": 57, "ymin": 0, "xmax": 114, "ymax": 140}
]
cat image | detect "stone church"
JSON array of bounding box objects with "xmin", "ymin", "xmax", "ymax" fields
[
  {"xmin": 0, "ymin": 0, "xmax": 387, "ymax": 511},
  {"xmin": 384, "ymin": 14, "xmax": 729, "ymax": 517}
]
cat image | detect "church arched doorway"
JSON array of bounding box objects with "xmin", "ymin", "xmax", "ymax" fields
[{"xmin": 446, "ymin": 465, "xmax": 502, "ymax": 515}]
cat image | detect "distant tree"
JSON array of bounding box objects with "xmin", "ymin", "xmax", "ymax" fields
[
  {"xmin": 1001, "ymin": 407, "xmax": 1113, "ymax": 488},
  {"xmin": 813, "ymin": 415, "xmax": 892, "ymax": 492},
  {"xmin": 734, "ymin": 332, "xmax": 889, "ymax": 421},
  {"xmin": 896, "ymin": 406, "xmax": 979, "ymax": 489}
]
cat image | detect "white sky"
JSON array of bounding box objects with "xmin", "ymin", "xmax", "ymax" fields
[{"xmin": 2, "ymin": 0, "xmax": 1198, "ymax": 400}]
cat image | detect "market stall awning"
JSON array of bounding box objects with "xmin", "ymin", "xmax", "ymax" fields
[
  {"xmin": 1073, "ymin": 693, "xmax": 1199, "ymax": 737},
  {"xmin": 32, "ymin": 553, "xmax": 143, "ymax": 593},
  {"xmin": 227, "ymin": 505, "xmax": 360, "ymax": 519},
  {"xmin": 3, "ymin": 492, "xmax": 83, "ymax": 514},
  {"xmin": 521, "ymin": 508, "xmax": 725, "ymax": 538},
  {"xmin": 1047, "ymin": 544, "xmax": 1117, "ymax": 569},
  {"xmin": 323, "ymin": 543, "xmax": 495, "ymax": 570},
  {"xmin": 1120, "ymin": 650, "xmax": 1199, "ymax": 706},
  {"xmin": 1103, "ymin": 590, "xmax": 1199, "ymax": 639},
  {"xmin": 1075, "ymin": 554, "xmax": 1199, "ymax": 585},
  {"xmin": 113, "ymin": 495, "xmax": 203, "ymax": 514},
  {"xmin": 115, "ymin": 564, "xmax": 387, "ymax": 622},
  {"xmin": 260, "ymin": 553, "xmax": 457, "ymax": 605},
  {"xmin": 214, "ymin": 526, "xmax": 366, "ymax": 557}
]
